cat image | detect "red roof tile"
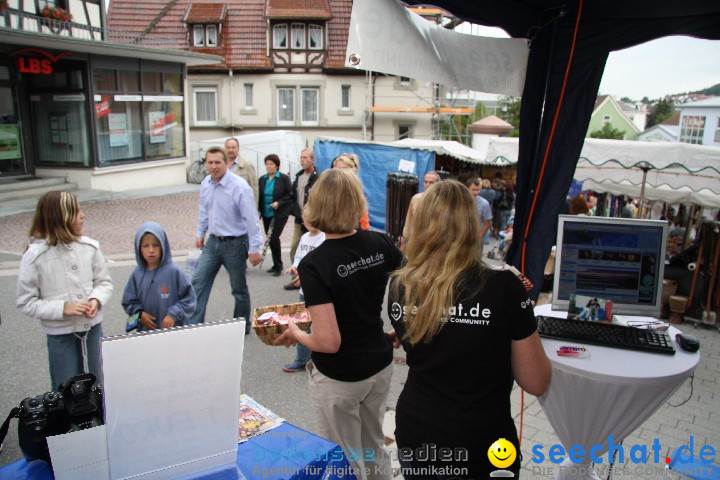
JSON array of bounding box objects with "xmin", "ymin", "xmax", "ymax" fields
[
  {"xmin": 184, "ymin": 3, "xmax": 227, "ymax": 24},
  {"xmin": 107, "ymin": 0, "xmax": 353, "ymax": 71},
  {"xmin": 266, "ymin": 0, "xmax": 332, "ymax": 20}
]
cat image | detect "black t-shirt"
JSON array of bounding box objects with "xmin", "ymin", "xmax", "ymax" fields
[
  {"xmin": 388, "ymin": 268, "xmax": 536, "ymax": 476},
  {"xmin": 298, "ymin": 229, "xmax": 403, "ymax": 381}
]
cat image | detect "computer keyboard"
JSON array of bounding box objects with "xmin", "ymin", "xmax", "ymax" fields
[{"xmin": 536, "ymin": 316, "xmax": 676, "ymax": 355}]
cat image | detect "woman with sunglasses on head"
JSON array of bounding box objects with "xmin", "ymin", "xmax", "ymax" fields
[
  {"xmin": 276, "ymin": 168, "xmax": 403, "ymax": 480},
  {"xmin": 258, "ymin": 153, "xmax": 293, "ymax": 276},
  {"xmin": 332, "ymin": 153, "xmax": 370, "ymax": 230},
  {"xmin": 388, "ymin": 180, "xmax": 551, "ymax": 478}
]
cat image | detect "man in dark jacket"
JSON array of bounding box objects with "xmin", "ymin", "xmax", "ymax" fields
[{"xmin": 285, "ymin": 148, "xmax": 318, "ymax": 289}]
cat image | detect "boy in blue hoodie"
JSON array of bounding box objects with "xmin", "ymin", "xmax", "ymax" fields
[{"xmin": 122, "ymin": 221, "xmax": 196, "ymax": 330}]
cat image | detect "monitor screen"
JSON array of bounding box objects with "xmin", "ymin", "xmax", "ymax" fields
[{"xmin": 552, "ymin": 215, "xmax": 668, "ymax": 317}]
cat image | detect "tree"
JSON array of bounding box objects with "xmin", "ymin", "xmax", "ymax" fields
[
  {"xmin": 589, "ymin": 123, "xmax": 624, "ymax": 139},
  {"xmin": 646, "ymin": 99, "xmax": 675, "ymax": 128},
  {"xmin": 439, "ymin": 101, "xmax": 487, "ymax": 146},
  {"xmin": 500, "ymin": 97, "xmax": 521, "ymax": 137}
]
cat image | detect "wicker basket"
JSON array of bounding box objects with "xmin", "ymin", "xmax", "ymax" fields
[{"xmin": 251, "ymin": 302, "xmax": 312, "ymax": 346}]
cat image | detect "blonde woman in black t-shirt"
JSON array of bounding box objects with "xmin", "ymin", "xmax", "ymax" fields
[
  {"xmin": 389, "ymin": 180, "xmax": 551, "ymax": 478},
  {"xmin": 276, "ymin": 168, "xmax": 403, "ymax": 480}
]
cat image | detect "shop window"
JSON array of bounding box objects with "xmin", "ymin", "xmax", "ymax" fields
[
  {"xmin": 142, "ymin": 71, "xmax": 162, "ymax": 92},
  {"xmin": 145, "ymin": 100, "xmax": 185, "ymax": 160},
  {"xmin": 93, "ymin": 69, "xmax": 116, "ymax": 91},
  {"xmin": 118, "ymin": 70, "xmax": 140, "ymax": 92},
  {"xmin": 95, "ymin": 99, "xmax": 143, "ymax": 164},
  {"xmin": 194, "ymin": 87, "xmax": 217, "ymax": 125}
]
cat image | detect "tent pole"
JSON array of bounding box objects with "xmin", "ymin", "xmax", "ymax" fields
[{"xmin": 638, "ymin": 166, "xmax": 648, "ymax": 216}]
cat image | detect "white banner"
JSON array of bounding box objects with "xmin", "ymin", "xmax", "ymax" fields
[{"xmin": 345, "ymin": 0, "xmax": 529, "ymax": 97}]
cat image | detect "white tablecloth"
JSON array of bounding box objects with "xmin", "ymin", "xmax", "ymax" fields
[{"xmin": 534, "ymin": 304, "xmax": 700, "ymax": 479}]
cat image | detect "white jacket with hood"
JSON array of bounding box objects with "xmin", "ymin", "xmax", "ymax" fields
[{"xmin": 16, "ymin": 236, "xmax": 113, "ymax": 335}]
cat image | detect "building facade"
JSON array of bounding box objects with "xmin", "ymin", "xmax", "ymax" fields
[
  {"xmin": 0, "ymin": 0, "xmax": 219, "ymax": 188},
  {"xmin": 106, "ymin": 0, "xmax": 462, "ymax": 150}
]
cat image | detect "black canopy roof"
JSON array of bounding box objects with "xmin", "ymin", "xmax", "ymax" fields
[{"xmin": 406, "ymin": 0, "xmax": 720, "ymax": 298}]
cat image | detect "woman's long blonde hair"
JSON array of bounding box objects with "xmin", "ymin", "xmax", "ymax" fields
[{"xmin": 391, "ymin": 180, "xmax": 487, "ymax": 345}]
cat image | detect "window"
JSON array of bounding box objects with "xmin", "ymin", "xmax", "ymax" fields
[
  {"xmin": 398, "ymin": 124, "xmax": 412, "ymax": 140},
  {"xmin": 278, "ymin": 88, "xmax": 294, "ymax": 125},
  {"xmin": 715, "ymin": 118, "xmax": 720, "ymax": 143},
  {"xmin": 341, "ymin": 85, "xmax": 350, "ymax": 110},
  {"xmin": 291, "ymin": 23, "xmax": 306, "ymax": 49},
  {"xmin": 309, "ymin": 24, "xmax": 323, "ymax": 49},
  {"xmin": 194, "ymin": 87, "xmax": 217, "ymax": 125},
  {"xmin": 193, "ymin": 24, "xmax": 219, "ymax": 47},
  {"xmin": 679, "ymin": 115, "xmax": 705, "ymax": 144},
  {"xmin": 602, "ymin": 115, "xmax": 610, "ymax": 126},
  {"xmin": 301, "ymin": 88, "xmax": 319, "ymax": 125},
  {"xmin": 399, "ymin": 76, "xmax": 411, "ymax": 86},
  {"xmin": 244, "ymin": 83, "xmax": 254, "ymax": 110},
  {"xmin": 273, "ymin": 24, "xmax": 288, "ymax": 48}
]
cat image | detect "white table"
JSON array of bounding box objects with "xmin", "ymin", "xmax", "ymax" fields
[{"xmin": 534, "ymin": 304, "xmax": 700, "ymax": 480}]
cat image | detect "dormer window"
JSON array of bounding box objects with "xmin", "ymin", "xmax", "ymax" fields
[
  {"xmin": 193, "ymin": 24, "xmax": 218, "ymax": 47},
  {"xmin": 184, "ymin": 3, "xmax": 226, "ymax": 48},
  {"xmin": 272, "ymin": 22, "xmax": 324, "ymax": 50}
]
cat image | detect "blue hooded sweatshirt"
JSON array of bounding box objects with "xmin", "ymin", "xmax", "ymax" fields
[{"xmin": 122, "ymin": 221, "xmax": 196, "ymax": 330}]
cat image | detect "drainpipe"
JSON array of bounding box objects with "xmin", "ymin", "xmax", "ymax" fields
[{"xmin": 229, "ymin": 69, "xmax": 235, "ymax": 135}]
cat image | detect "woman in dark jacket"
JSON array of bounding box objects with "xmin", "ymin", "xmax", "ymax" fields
[{"xmin": 258, "ymin": 154, "xmax": 292, "ymax": 275}]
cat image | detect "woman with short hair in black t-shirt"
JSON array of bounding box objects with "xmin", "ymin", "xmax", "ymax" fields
[
  {"xmin": 276, "ymin": 168, "xmax": 403, "ymax": 480},
  {"xmin": 388, "ymin": 180, "xmax": 551, "ymax": 478}
]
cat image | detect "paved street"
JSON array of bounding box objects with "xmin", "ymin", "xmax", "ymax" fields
[{"xmin": 0, "ymin": 185, "xmax": 718, "ymax": 478}]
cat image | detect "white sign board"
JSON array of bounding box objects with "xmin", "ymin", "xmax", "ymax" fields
[
  {"xmin": 101, "ymin": 320, "xmax": 245, "ymax": 479},
  {"xmin": 346, "ymin": 0, "xmax": 529, "ymax": 97}
]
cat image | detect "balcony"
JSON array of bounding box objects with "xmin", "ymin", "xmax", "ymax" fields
[{"xmin": 0, "ymin": 8, "xmax": 176, "ymax": 48}]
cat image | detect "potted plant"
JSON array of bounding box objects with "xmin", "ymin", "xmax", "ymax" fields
[{"xmin": 41, "ymin": 4, "xmax": 73, "ymax": 22}]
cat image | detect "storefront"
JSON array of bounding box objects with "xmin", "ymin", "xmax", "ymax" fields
[{"xmin": 0, "ymin": 29, "xmax": 220, "ymax": 189}]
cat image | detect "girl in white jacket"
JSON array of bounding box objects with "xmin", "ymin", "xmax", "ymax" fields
[{"xmin": 16, "ymin": 191, "xmax": 113, "ymax": 390}]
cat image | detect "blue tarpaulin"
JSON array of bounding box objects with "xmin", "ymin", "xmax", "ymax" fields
[{"xmin": 314, "ymin": 138, "xmax": 435, "ymax": 231}]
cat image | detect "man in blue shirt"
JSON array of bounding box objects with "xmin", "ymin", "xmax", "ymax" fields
[
  {"xmin": 466, "ymin": 177, "xmax": 493, "ymax": 255},
  {"xmin": 188, "ymin": 147, "xmax": 263, "ymax": 332}
]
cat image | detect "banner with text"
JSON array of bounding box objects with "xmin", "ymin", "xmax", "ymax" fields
[{"xmin": 346, "ymin": 0, "xmax": 529, "ymax": 97}]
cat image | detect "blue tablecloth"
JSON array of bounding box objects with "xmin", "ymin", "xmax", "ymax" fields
[{"xmin": 0, "ymin": 422, "xmax": 356, "ymax": 480}]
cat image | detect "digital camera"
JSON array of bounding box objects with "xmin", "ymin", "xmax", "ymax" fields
[{"xmin": 17, "ymin": 373, "xmax": 104, "ymax": 463}]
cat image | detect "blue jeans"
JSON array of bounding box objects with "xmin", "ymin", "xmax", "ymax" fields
[
  {"xmin": 189, "ymin": 234, "xmax": 251, "ymax": 330},
  {"xmin": 498, "ymin": 210, "xmax": 512, "ymax": 232},
  {"xmin": 46, "ymin": 323, "xmax": 103, "ymax": 390},
  {"xmin": 293, "ymin": 293, "xmax": 311, "ymax": 365}
]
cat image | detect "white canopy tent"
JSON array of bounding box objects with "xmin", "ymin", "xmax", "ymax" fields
[
  {"xmin": 484, "ymin": 137, "xmax": 720, "ymax": 208},
  {"xmin": 392, "ymin": 138, "xmax": 490, "ymax": 165}
]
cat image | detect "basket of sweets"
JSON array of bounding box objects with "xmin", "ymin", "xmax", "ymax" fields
[{"xmin": 252, "ymin": 302, "xmax": 312, "ymax": 346}]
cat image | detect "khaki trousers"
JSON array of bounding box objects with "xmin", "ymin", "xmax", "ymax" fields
[{"xmin": 307, "ymin": 361, "xmax": 393, "ymax": 480}]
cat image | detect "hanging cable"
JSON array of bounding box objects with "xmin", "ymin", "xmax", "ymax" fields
[{"xmin": 520, "ymin": 0, "xmax": 584, "ymax": 275}]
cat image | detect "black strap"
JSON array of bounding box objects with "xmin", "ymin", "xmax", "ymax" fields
[{"xmin": 0, "ymin": 407, "xmax": 21, "ymax": 451}]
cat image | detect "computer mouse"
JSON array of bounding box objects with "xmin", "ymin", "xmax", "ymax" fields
[{"xmin": 675, "ymin": 333, "xmax": 700, "ymax": 353}]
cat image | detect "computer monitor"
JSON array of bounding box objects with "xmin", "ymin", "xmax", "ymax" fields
[{"xmin": 552, "ymin": 215, "xmax": 668, "ymax": 317}]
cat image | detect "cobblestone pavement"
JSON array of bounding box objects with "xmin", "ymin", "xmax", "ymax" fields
[{"xmin": 0, "ymin": 192, "xmax": 295, "ymax": 260}]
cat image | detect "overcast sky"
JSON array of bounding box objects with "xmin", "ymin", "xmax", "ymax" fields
[{"xmin": 458, "ymin": 24, "xmax": 720, "ymax": 101}]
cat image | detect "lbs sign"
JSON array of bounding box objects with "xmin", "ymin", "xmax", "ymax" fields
[{"xmin": 12, "ymin": 48, "xmax": 73, "ymax": 75}]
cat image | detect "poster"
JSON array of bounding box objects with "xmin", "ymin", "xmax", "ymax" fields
[
  {"xmin": 148, "ymin": 110, "xmax": 169, "ymax": 144},
  {"xmin": 0, "ymin": 124, "xmax": 21, "ymax": 160},
  {"xmin": 108, "ymin": 113, "xmax": 128, "ymax": 147}
]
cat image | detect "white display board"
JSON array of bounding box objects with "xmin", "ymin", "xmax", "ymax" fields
[{"xmin": 100, "ymin": 319, "xmax": 245, "ymax": 479}]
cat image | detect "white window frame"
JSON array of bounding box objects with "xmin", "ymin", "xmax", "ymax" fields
[
  {"xmin": 193, "ymin": 87, "xmax": 218, "ymax": 126},
  {"xmin": 341, "ymin": 85, "xmax": 350, "ymax": 110},
  {"xmin": 273, "ymin": 24, "xmax": 288, "ymax": 49},
  {"xmin": 308, "ymin": 24, "xmax": 323, "ymax": 50},
  {"xmin": 680, "ymin": 115, "xmax": 705, "ymax": 144},
  {"xmin": 291, "ymin": 23, "xmax": 306, "ymax": 49},
  {"xmin": 193, "ymin": 25, "xmax": 205, "ymax": 46},
  {"xmin": 301, "ymin": 87, "xmax": 319, "ymax": 126},
  {"xmin": 277, "ymin": 88, "xmax": 295, "ymax": 126},
  {"xmin": 205, "ymin": 25, "xmax": 218, "ymax": 46},
  {"xmin": 244, "ymin": 83, "xmax": 254, "ymax": 110}
]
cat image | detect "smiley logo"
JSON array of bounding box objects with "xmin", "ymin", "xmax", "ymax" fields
[
  {"xmin": 337, "ymin": 264, "xmax": 348, "ymax": 277},
  {"xmin": 488, "ymin": 438, "xmax": 516, "ymax": 469},
  {"xmin": 390, "ymin": 302, "xmax": 402, "ymax": 322}
]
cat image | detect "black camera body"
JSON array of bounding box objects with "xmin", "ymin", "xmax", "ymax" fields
[{"xmin": 17, "ymin": 373, "xmax": 104, "ymax": 463}]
